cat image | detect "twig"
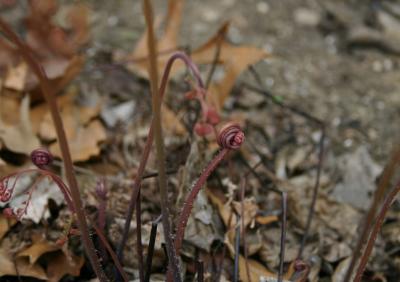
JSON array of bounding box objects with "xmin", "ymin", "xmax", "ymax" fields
[
  {"xmin": 0, "ymin": 20, "xmax": 107, "ymax": 281},
  {"xmin": 353, "ymin": 181, "xmax": 400, "ymax": 282},
  {"xmin": 278, "ymin": 192, "xmax": 288, "ymax": 282},
  {"xmin": 205, "ymin": 36, "xmax": 222, "ymax": 89},
  {"xmin": 298, "ymin": 128, "xmax": 325, "ymax": 259},
  {"xmin": 344, "ymin": 143, "xmax": 400, "ymax": 281}
]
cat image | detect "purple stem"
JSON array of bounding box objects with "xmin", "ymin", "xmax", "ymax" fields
[{"xmin": 117, "ymin": 52, "xmax": 205, "ymax": 262}]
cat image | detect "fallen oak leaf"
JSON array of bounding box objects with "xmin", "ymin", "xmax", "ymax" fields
[
  {"xmin": 49, "ymin": 120, "xmax": 106, "ymax": 162},
  {"xmin": 45, "ymin": 250, "xmax": 85, "ymax": 282},
  {"xmin": 17, "ymin": 240, "xmax": 59, "ymax": 265},
  {"xmin": 191, "ymin": 22, "xmax": 270, "ymax": 108},
  {"xmin": 0, "ymin": 244, "xmax": 47, "ymax": 280},
  {"xmin": 123, "ymin": 0, "xmax": 185, "ymax": 78}
]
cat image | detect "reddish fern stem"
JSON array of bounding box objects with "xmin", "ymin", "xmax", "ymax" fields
[
  {"xmin": 0, "ymin": 19, "xmax": 107, "ymax": 281},
  {"xmin": 344, "ymin": 144, "xmax": 400, "ymax": 281},
  {"xmin": 117, "ymin": 51, "xmax": 205, "ymax": 262},
  {"xmin": 174, "ymin": 123, "xmax": 244, "ymax": 254},
  {"xmin": 353, "ymin": 181, "xmax": 400, "ymax": 282}
]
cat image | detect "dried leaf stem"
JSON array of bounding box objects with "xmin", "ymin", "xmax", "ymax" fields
[{"xmin": 0, "ymin": 19, "xmax": 107, "ymax": 281}]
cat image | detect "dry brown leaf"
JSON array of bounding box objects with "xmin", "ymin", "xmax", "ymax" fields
[
  {"xmin": 46, "ymin": 251, "xmax": 85, "ymax": 282},
  {"xmin": 4, "ymin": 62, "xmax": 28, "ymax": 91},
  {"xmin": 0, "ymin": 95, "xmax": 40, "ymax": 154},
  {"xmin": 0, "ymin": 1, "xmax": 87, "ymax": 95},
  {"xmin": 35, "ymin": 88, "xmax": 105, "ymax": 161},
  {"xmin": 191, "ymin": 23, "xmax": 269, "ymax": 108},
  {"xmin": 39, "ymin": 89, "xmax": 101, "ymax": 140},
  {"xmin": 206, "ymin": 188, "xmax": 236, "ymax": 228},
  {"xmin": 126, "ymin": 10, "xmax": 268, "ymax": 110},
  {"xmin": 162, "ymin": 104, "xmax": 187, "ymax": 136},
  {"xmin": 239, "ymin": 255, "xmax": 275, "ymax": 282},
  {"xmin": 232, "ymin": 198, "xmax": 258, "ymax": 228},
  {"xmin": 25, "ymin": 0, "xmax": 89, "ymax": 58},
  {"xmin": 124, "ymin": 0, "xmax": 184, "ymax": 77},
  {"xmin": 255, "ymin": 214, "xmax": 279, "ymax": 225},
  {"xmin": 0, "ymin": 214, "xmax": 16, "ymax": 241},
  {"xmin": 49, "ymin": 120, "xmax": 106, "ymax": 162},
  {"xmin": 0, "ymin": 93, "xmax": 21, "ymax": 125},
  {"xmin": 17, "ymin": 240, "xmax": 60, "ymax": 265},
  {"xmin": 0, "ymin": 249, "xmax": 47, "ymax": 280}
]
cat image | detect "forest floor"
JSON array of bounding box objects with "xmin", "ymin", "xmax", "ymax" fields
[{"xmin": 0, "ymin": 0, "xmax": 399, "ymax": 281}]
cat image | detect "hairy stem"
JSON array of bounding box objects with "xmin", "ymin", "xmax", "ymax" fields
[
  {"xmin": 0, "ymin": 19, "xmax": 107, "ymax": 281},
  {"xmin": 174, "ymin": 149, "xmax": 228, "ymax": 253}
]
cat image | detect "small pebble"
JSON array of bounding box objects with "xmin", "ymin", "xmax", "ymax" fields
[
  {"xmin": 294, "ymin": 8, "xmax": 320, "ymax": 26},
  {"xmin": 257, "ymin": 2, "xmax": 270, "ymax": 14}
]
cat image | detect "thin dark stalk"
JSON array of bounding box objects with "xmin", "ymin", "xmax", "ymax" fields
[
  {"xmin": 0, "ymin": 19, "xmax": 107, "ymax": 281},
  {"xmin": 205, "ymin": 37, "xmax": 222, "ymax": 89},
  {"xmin": 241, "ymin": 83, "xmax": 323, "ymax": 126},
  {"xmin": 144, "ymin": 215, "xmax": 162, "ymax": 282},
  {"xmin": 196, "ymin": 260, "xmax": 204, "ymax": 282},
  {"xmin": 240, "ymin": 178, "xmax": 252, "ymax": 282},
  {"xmin": 278, "ymin": 192, "xmax": 288, "ymax": 282},
  {"xmin": 233, "ymin": 223, "xmax": 240, "ymax": 282},
  {"xmin": 136, "ymin": 190, "xmax": 144, "ymax": 282},
  {"xmin": 118, "ymin": 51, "xmax": 204, "ymax": 265},
  {"xmin": 216, "ymin": 245, "xmax": 226, "ymax": 282},
  {"xmin": 353, "ymin": 181, "xmax": 400, "ymax": 282},
  {"xmin": 298, "ymin": 128, "xmax": 325, "ymax": 259},
  {"xmin": 142, "ymin": 1, "xmax": 181, "ymax": 281},
  {"xmin": 344, "ymin": 144, "xmax": 400, "ymax": 281}
]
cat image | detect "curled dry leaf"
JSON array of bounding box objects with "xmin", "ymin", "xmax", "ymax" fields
[
  {"xmin": 0, "ymin": 238, "xmax": 48, "ymax": 280},
  {"xmin": 0, "ymin": 95, "xmax": 40, "ymax": 154},
  {"xmin": 191, "ymin": 23, "xmax": 270, "ymax": 108}
]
